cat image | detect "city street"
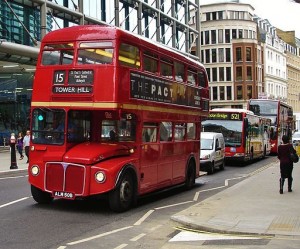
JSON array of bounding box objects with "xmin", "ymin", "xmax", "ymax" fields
[{"xmin": 1, "ymin": 153, "xmax": 300, "ymax": 249}]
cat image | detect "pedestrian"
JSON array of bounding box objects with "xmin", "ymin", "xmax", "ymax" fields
[
  {"xmin": 16, "ymin": 132, "xmax": 24, "ymax": 160},
  {"xmin": 23, "ymin": 130, "xmax": 30, "ymax": 163},
  {"xmin": 277, "ymin": 135, "xmax": 296, "ymax": 194}
]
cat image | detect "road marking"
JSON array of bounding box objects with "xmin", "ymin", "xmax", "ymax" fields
[
  {"xmin": 113, "ymin": 244, "xmax": 128, "ymax": 249},
  {"xmin": 130, "ymin": 233, "xmax": 146, "ymax": 241},
  {"xmin": 169, "ymin": 231, "xmax": 261, "ymax": 242},
  {"xmin": 134, "ymin": 210, "xmax": 154, "ymax": 225},
  {"xmin": 0, "ymin": 197, "xmax": 30, "ymax": 209},
  {"xmin": 67, "ymin": 226, "xmax": 133, "ymax": 245},
  {"xmin": 154, "ymin": 200, "xmax": 194, "ymax": 210},
  {"xmin": 0, "ymin": 175, "xmax": 27, "ymax": 180}
]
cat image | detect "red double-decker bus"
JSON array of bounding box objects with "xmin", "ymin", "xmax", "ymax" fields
[
  {"xmin": 202, "ymin": 108, "xmax": 271, "ymax": 163},
  {"xmin": 28, "ymin": 25, "xmax": 209, "ymax": 212},
  {"xmin": 248, "ymin": 99, "xmax": 294, "ymax": 154}
]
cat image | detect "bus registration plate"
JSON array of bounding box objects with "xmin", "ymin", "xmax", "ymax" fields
[{"xmin": 52, "ymin": 191, "xmax": 75, "ymax": 200}]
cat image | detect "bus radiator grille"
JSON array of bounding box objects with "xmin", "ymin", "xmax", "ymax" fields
[{"xmin": 45, "ymin": 163, "xmax": 85, "ymax": 195}]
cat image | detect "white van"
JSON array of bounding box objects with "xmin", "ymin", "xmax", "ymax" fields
[{"xmin": 200, "ymin": 132, "xmax": 225, "ymax": 174}]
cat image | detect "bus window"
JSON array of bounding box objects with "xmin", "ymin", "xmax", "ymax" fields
[
  {"xmin": 187, "ymin": 123, "xmax": 196, "ymax": 140},
  {"xmin": 160, "ymin": 58, "xmax": 173, "ymax": 79},
  {"xmin": 160, "ymin": 122, "xmax": 172, "ymax": 141},
  {"xmin": 187, "ymin": 68, "xmax": 197, "ymax": 85},
  {"xmin": 174, "ymin": 61, "xmax": 184, "ymax": 82},
  {"xmin": 143, "ymin": 51, "xmax": 158, "ymax": 73},
  {"xmin": 67, "ymin": 110, "xmax": 91, "ymax": 142},
  {"xmin": 198, "ymin": 70, "xmax": 207, "ymax": 88},
  {"xmin": 78, "ymin": 41, "xmax": 113, "ymax": 65},
  {"xmin": 142, "ymin": 122, "xmax": 157, "ymax": 142},
  {"xmin": 102, "ymin": 120, "xmax": 116, "ymax": 141},
  {"xmin": 175, "ymin": 123, "xmax": 186, "ymax": 141},
  {"xmin": 119, "ymin": 43, "xmax": 140, "ymax": 68},
  {"xmin": 31, "ymin": 109, "xmax": 65, "ymax": 145},
  {"xmin": 41, "ymin": 43, "xmax": 74, "ymax": 65}
]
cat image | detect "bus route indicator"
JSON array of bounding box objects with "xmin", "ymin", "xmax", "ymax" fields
[
  {"xmin": 209, "ymin": 112, "xmax": 242, "ymax": 120},
  {"xmin": 68, "ymin": 70, "xmax": 94, "ymax": 84}
]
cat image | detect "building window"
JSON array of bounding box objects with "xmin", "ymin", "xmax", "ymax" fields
[
  {"xmin": 212, "ymin": 67, "xmax": 217, "ymax": 82},
  {"xmin": 207, "ymin": 68, "xmax": 211, "ymax": 82},
  {"xmin": 220, "ymin": 86, "xmax": 225, "ymax": 100},
  {"xmin": 247, "ymin": 85, "xmax": 252, "ymax": 99},
  {"xmin": 237, "ymin": 85, "xmax": 243, "ymax": 100},
  {"xmin": 218, "ymin": 48, "xmax": 224, "ymax": 62},
  {"xmin": 247, "ymin": 66, "xmax": 252, "ymax": 80},
  {"xmin": 206, "ymin": 13, "xmax": 210, "ymax": 21},
  {"xmin": 219, "ymin": 67, "xmax": 224, "ymax": 81},
  {"xmin": 236, "ymin": 66, "xmax": 243, "ymax": 81},
  {"xmin": 232, "ymin": 29, "xmax": 237, "ymax": 39},
  {"xmin": 226, "ymin": 86, "xmax": 232, "ymax": 100},
  {"xmin": 212, "ymin": 12, "xmax": 217, "ymax": 20},
  {"xmin": 205, "ymin": 30, "xmax": 210, "ymax": 45},
  {"xmin": 218, "ymin": 11, "xmax": 223, "ymax": 20},
  {"xmin": 201, "ymin": 31, "xmax": 203, "ymax": 45},
  {"xmin": 236, "ymin": 47, "xmax": 242, "ymax": 62},
  {"xmin": 246, "ymin": 47, "xmax": 252, "ymax": 61},
  {"xmin": 244, "ymin": 29, "xmax": 248, "ymax": 39},
  {"xmin": 238, "ymin": 29, "xmax": 243, "ymax": 38},
  {"xmin": 225, "ymin": 29, "xmax": 230, "ymax": 43},
  {"xmin": 201, "ymin": 50, "xmax": 204, "ymax": 63},
  {"xmin": 213, "ymin": 86, "xmax": 218, "ymax": 100},
  {"xmin": 225, "ymin": 48, "xmax": 231, "ymax": 62},
  {"xmin": 218, "ymin": 29, "xmax": 223, "ymax": 43},
  {"xmin": 226, "ymin": 67, "xmax": 231, "ymax": 81},
  {"xmin": 205, "ymin": 49, "xmax": 210, "ymax": 63},
  {"xmin": 212, "ymin": 49, "xmax": 217, "ymax": 63},
  {"xmin": 211, "ymin": 30, "xmax": 216, "ymax": 44}
]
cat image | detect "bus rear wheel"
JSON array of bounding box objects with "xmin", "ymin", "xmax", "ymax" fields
[
  {"xmin": 185, "ymin": 162, "xmax": 196, "ymax": 190},
  {"xmin": 109, "ymin": 172, "xmax": 134, "ymax": 212},
  {"xmin": 31, "ymin": 185, "xmax": 53, "ymax": 204}
]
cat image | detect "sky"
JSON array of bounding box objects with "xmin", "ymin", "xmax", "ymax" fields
[{"xmin": 200, "ymin": 0, "xmax": 300, "ymax": 38}]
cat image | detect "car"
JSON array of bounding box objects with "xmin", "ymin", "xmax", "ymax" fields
[
  {"xmin": 200, "ymin": 132, "xmax": 225, "ymax": 174},
  {"xmin": 292, "ymin": 131, "xmax": 300, "ymax": 145}
]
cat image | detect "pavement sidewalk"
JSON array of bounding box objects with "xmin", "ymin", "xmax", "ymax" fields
[
  {"xmin": 172, "ymin": 159, "xmax": 300, "ymax": 236},
  {"xmin": 0, "ymin": 147, "xmax": 28, "ymax": 173}
]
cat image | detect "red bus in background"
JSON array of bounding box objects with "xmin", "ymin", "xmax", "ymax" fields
[
  {"xmin": 248, "ymin": 99, "xmax": 294, "ymax": 154},
  {"xmin": 202, "ymin": 108, "xmax": 271, "ymax": 163},
  {"xmin": 28, "ymin": 25, "xmax": 209, "ymax": 212}
]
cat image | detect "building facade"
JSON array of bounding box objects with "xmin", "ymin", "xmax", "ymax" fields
[{"xmin": 195, "ymin": 2, "xmax": 263, "ymax": 109}]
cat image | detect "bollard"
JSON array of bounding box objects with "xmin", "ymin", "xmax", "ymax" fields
[{"xmin": 10, "ymin": 133, "xmax": 18, "ymax": 169}]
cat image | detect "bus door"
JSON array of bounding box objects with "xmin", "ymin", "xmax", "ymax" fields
[{"xmin": 140, "ymin": 123, "xmax": 159, "ymax": 193}]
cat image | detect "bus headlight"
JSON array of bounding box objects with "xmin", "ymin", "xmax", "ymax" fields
[
  {"xmin": 95, "ymin": 171, "xmax": 106, "ymax": 183},
  {"xmin": 31, "ymin": 165, "xmax": 40, "ymax": 176}
]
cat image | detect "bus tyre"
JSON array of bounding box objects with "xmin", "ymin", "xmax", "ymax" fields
[
  {"xmin": 109, "ymin": 172, "xmax": 134, "ymax": 212},
  {"xmin": 185, "ymin": 162, "xmax": 196, "ymax": 190},
  {"xmin": 31, "ymin": 185, "xmax": 53, "ymax": 204}
]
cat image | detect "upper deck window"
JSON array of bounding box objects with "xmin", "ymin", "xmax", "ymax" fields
[
  {"xmin": 187, "ymin": 68, "xmax": 197, "ymax": 85},
  {"xmin": 161, "ymin": 58, "xmax": 173, "ymax": 79},
  {"xmin": 174, "ymin": 62, "xmax": 184, "ymax": 82},
  {"xmin": 119, "ymin": 43, "xmax": 140, "ymax": 68},
  {"xmin": 41, "ymin": 43, "xmax": 74, "ymax": 65},
  {"xmin": 77, "ymin": 41, "xmax": 113, "ymax": 65},
  {"xmin": 143, "ymin": 51, "xmax": 158, "ymax": 73},
  {"xmin": 199, "ymin": 70, "xmax": 207, "ymax": 88}
]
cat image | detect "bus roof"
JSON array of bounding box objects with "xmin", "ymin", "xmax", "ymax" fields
[{"xmin": 41, "ymin": 25, "xmax": 204, "ymax": 68}]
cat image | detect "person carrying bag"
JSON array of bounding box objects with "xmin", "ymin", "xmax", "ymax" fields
[{"xmin": 277, "ymin": 135, "xmax": 297, "ymax": 194}]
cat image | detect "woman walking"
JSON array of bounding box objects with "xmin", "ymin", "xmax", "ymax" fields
[
  {"xmin": 17, "ymin": 132, "xmax": 24, "ymax": 160},
  {"xmin": 277, "ymin": 135, "xmax": 297, "ymax": 194}
]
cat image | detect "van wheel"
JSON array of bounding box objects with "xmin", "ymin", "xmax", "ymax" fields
[
  {"xmin": 207, "ymin": 162, "xmax": 215, "ymax": 175},
  {"xmin": 109, "ymin": 172, "xmax": 134, "ymax": 212},
  {"xmin": 219, "ymin": 160, "xmax": 225, "ymax": 170},
  {"xmin": 31, "ymin": 185, "xmax": 53, "ymax": 204}
]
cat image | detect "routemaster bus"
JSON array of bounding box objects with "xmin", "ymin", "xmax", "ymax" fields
[
  {"xmin": 202, "ymin": 108, "xmax": 271, "ymax": 163},
  {"xmin": 248, "ymin": 99, "xmax": 294, "ymax": 154},
  {"xmin": 28, "ymin": 25, "xmax": 209, "ymax": 212}
]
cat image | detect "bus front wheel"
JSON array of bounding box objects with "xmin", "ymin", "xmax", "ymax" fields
[
  {"xmin": 31, "ymin": 185, "xmax": 53, "ymax": 204},
  {"xmin": 109, "ymin": 172, "xmax": 134, "ymax": 212}
]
